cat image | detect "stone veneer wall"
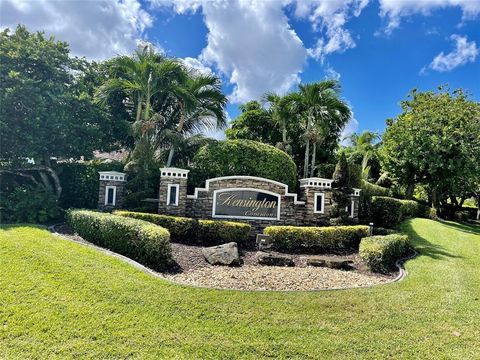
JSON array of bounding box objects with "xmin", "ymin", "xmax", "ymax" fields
[
  {"xmin": 98, "ymin": 179, "xmax": 125, "ymax": 210},
  {"xmin": 158, "ymin": 177, "xmax": 188, "ymax": 217},
  {"xmin": 184, "ymin": 177, "xmax": 335, "ymax": 234}
]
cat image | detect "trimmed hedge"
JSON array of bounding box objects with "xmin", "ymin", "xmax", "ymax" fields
[
  {"xmin": 263, "ymin": 225, "xmax": 369, "ymax": 253},
  {"xmin": 369, "ymin": 196, "xmax": 432, "ymax": 228},
  {"xmin": 67, "ymin": 210, "xmax": 172, "ymax": 270},
  {"xmin": 114, "ymin": 211, "xmax": 251, "ymax": 247},
  {"xmin": 359, "ymin": 234, "xmax": 409, "ymax": 273},
  {"xmin": 114, "ymin": 211, "xmax": 197, "ymax": 243},
  {"xmin": 196, "ymin": 220, "xmax": 251, "ymax": 247},
  {"xmin": 190, "ymin": 139, "xmax": 297, "ymax": 190}
]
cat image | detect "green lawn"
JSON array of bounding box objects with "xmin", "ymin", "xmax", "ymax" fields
[{"xmin": 1, "ymin": 219, "xmax": 479, "ymax": 359}]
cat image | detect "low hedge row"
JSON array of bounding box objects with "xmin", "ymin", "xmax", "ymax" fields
[
  {"xmin": 359, "ymin": 234, "xmax": 409, "ymax": 273},
  {"xmin": 263, "ymin": 225, "xmax": 369, "ymax": 253},
  {"xmin": 114, "ymin": 211, "xmax": 251, "ymax": 247},
  {"xmin": 67, "ymin": 210, "xmax": 172, "ymax": 270},
  {"xmin": 369, "ymin": 196, "xmax": 432, "ymax": 228}
]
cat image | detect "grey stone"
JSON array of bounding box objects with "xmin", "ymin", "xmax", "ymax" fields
[
  {"xmin": 202, "ymin": 242, "xmax": 241, "ymax": 266},
  {"xmin": 306, "ymin": 256, "xmax": 354, "ymax": 270},
  {"xmin": 257, "ymin": 253, "xmax": 294, "ymax": 267}
]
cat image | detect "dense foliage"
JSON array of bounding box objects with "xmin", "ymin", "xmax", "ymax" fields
[
  {"xmin": 0, "ymin": 26, "xmax": 129, "ymax": 199},
  {"xmin": 67, "ymin": 210, "xmax": 172, "ymax": 270},
  {"xmin": 359, "ymin": 234, "xmax": 410, "ymax": 273},
  {"xmin": 57, "ymin": 161, "xmax": 124, "ymax": 209},
  {"xmin": 227, "ymin": 80, "xmax": 351, "ymax": 179},
  {"xmin": 381, "ymin": 87, "xmax": 480, "ymax": 211},
  {"xmin": 264, "ymin": 225, "xmax": 369, "ymax": 253},
  {"xmin": 190, "ymin": 139, "xmax": 297, "ymax": 190},
  {"xmin": 1, "ymin": 186, "xmax": 61, "ymax": 223},
  {"xmin": 114, "ymin": 211, "xmax": 251, "ymax": 247},
  {"xmin": 367, "ymin": 196, "xmax": 432, "ymax": 228}
]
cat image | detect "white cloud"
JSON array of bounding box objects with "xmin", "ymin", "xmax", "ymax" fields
[
  {"xmin": 294, "ymin": 0, "xmax": 369, "ymax": 62},
  {"xmin": 325, "ymin": 66, "xmax": 341, "ymax": 80},
  {"xmin": 340, "ymin": 115, "xmax": 359, "ymax": 146},
  {"xmin": 378, "ymin": 0, "xmax": 480, "ymax": 35},
  {"xmin": 0, "ymin": 0, "xmax": 152, "ymax": 60},
  {"xmin": 152, "ymin": 0, "xmax": 307, "ymax": 103},
  {"xmin": 182, "ymin": 57, "xmax": 214, "ymax": 76},
  {"xmin": 427, "ymin": 34, "xmax": 478, "ymax": 72}
]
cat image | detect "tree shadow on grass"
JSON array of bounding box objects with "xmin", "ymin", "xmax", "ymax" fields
[
  {"xmin": 400, "ymin": 220, "xmax": 462, "ymax": 260},
  {"xmin": 437, "ymin": 220, "xmax": 480, "ymax": 236}
]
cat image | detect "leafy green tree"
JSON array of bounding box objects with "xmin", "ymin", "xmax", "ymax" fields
[
  {"xmin": 0, "ymin": 26, "xmax": 127, "ymax": 198},
  {"xmin": 226, "ymin": 101, "xmax": 281, "ymax": 144},
  {"xmin": 381, "ymin": 87, "xmax": 480, "ymax": 210}
]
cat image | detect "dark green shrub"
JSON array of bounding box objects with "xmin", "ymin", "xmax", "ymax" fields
[
  {"xmin": 197, "ymin": 219, "xmax": 251, "ymax": 247},
  {"xmin": 114, "ymin": 211, "xmax": 197, "ymax": 243},
  {"xmin": 359, "ymin": 234, "xmax": 409, "ymax": 273},
  {"xmin": 360, "ymin": 180, "xmax": 390, "ymax": 197},
  {"xmin": 264, "ymin": 225, "xmax": 369, "ymax": 253},
  {"xmin": 369, "ymin": 197, "xmax": 403, "ymax": 228},
  {"xmin": 369, "ymin": 196, "xmax": 434, "ymax": 228},
  {"xmin": 67, "ymin": 210, "xmax": 172, "ymax": 271},
  {"xmin": 1, "ymin": 186, "xmax": 61, "ymax": 223},
  {"xmin": 373, "ymin": 227, "xmax": 397, "ymax": 235},
  {"xmin": 190, "ymin": 139, "xmax": 297, "ymax": 190},
  {"xmin": 114, "ymin": 211, "xmax": 251, "ymax": 247},
  {"xmin": 58, "ymin": 161, "xmax": 124, "ymax": 209}
]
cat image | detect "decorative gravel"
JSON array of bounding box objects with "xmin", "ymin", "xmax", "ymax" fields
[
  {"xmin": 166, "ymin": 265, "xmax": 391, "ymax": 291},
  {"xmin": 52, "ymin": 224, "xmax": 394, "ymax": 291}
]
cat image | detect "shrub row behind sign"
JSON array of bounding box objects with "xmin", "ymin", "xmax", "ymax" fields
[
  {"xmin": 67, "ymin": 210, "xmax": 172, "ymax": 271},
  {"xmin": 114, "ymin": 210, "xmax": 251, "ymax": 247}
]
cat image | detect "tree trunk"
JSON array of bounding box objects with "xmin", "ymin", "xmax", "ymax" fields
[
  {"xmin": 431, "ymin": 188, "xmax": 440, "ymax": 210},
  {"xmin": 44, "ymin": 155, "xmax": 62, "ymax": 199},
  {"xmin": 405, "ymin": 183, "xmax": 414, "ymax": 199},
  {"xmin": 166, "ymin": 102, "xmax": 185, "ymax": 167},
  {"xmin": 310, "ymin": 142, "xmax": 316, "ymax": 178},
  {"xmin": 303, "ymin": 140, "xmax": 310, "ymax": 179}
]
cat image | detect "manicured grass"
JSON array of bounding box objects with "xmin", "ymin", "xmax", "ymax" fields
[{"xmin": 1, "ymin": 219, "xmax": 479, "ymax": 359}]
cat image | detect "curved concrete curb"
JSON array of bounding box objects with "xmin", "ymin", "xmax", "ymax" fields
[{"xmin": 48, "ymin": 224, "xmax": 417, "ymax": 293}]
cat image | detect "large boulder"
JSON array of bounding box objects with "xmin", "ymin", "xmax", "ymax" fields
[
  {"xmin": 202, "ymin": 242, "xmax": 241, "ymax": 266},
  {"xmin": 306, "ymin": 256, "xmax": 353, "ymax": 270},
  {"xmin": 257, "ymin": 252, "xmax": 294, "ymax": 267}
]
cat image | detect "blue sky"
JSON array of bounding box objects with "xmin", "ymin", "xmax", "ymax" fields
[
  {"xmin": 146, "ymin": 1, "xmax": 480, "ymax": 136},
  {"xmin": 2, "ymin": 0, "xmax": 479, "ymax": 138}
]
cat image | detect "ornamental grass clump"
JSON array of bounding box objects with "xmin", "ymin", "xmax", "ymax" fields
[
  {"xmin": 67, "ymin": 210, "xmax": 172, "ymax": 271},
  {"xmin": 359, "ymin": 234, "xmax": 410, "ymax": 273},
  {"xmin": 264, "ymin": 225, "xmax": 369, "ymax": 253}
]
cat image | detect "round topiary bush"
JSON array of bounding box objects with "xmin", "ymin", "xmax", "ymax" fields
[{"xmin": 190, "ymin": 139, "xmax": 297, "ymax": 190}]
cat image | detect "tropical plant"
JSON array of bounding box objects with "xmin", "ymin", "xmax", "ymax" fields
[{"xmin": 289, "ymin": 80, "xmax": 351, "ymax": 178}]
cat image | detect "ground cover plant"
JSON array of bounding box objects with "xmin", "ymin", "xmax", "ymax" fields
[{"xmin": 1, "ymin": 218, "xmax": 479, "ymax": 359}]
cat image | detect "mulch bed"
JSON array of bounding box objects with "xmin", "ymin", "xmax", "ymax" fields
[{"xmin": 52, "ymin": 224, "xmax": 395, "ymax": 291}]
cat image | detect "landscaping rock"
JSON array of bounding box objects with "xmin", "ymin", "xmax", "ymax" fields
[
  {"xmin": 306, "ymin": 256, "xmax": 354, "ymax": 270},
  {"xmin": 202, "ymin": 242, "xmax": 241, "ymax": 266},
  {"xmin": 257, "ymin": 253, "xmax": 294, "ymax": 267}
]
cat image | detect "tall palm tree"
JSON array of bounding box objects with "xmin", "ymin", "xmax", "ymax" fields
[
  {"xmin": 165, "ymin": 72, "xmax": 227, "ymax": 167},
  {"xmin": 291, "ymin": 80, "xmax": 351, "ymax": 178},
  {"xmin": 262, "ymin": 92, "xmax": 293, "ymax": 153}
]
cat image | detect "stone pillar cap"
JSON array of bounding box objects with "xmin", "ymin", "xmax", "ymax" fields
[
  {"xmin": 160, "ymin": 167, "xmax": 189, "ymax": 179},
  {"xmin": 99, "ymin": 171, "xmax": 127, "ymax": 182},
  {"xmin": 299, "ymin": 177, "xmax": 333, "ymax": 188}
]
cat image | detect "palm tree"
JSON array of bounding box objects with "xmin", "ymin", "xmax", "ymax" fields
[
  {"xmin": 262, "ymin": 92, "xmax": 293, "ymax": 153},
  {"xmin": 291, "ymin": 81, "xmax": 351, "ymax": 178},
  {"xmin": 165, "ymin": 72, "xmax": 227, "ymax": 167}
]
